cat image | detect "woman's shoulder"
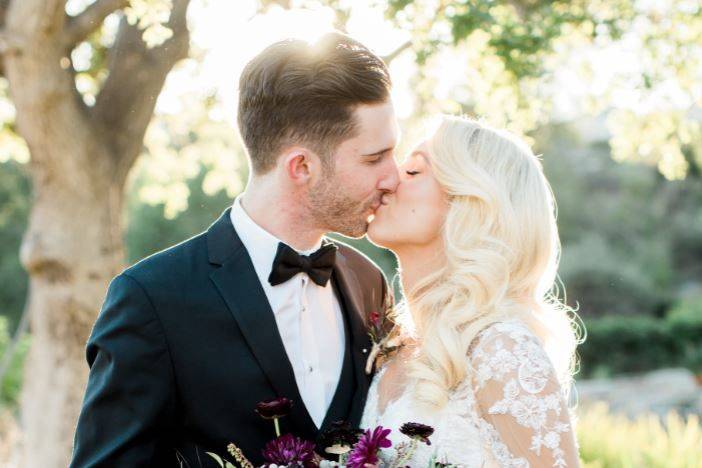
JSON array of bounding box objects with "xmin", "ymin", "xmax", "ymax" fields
[
  {"xmin": 467, "ymin": 318, "xmax": 559, "ymax": 394},
  {"xmin": 471, "ymin": 318, "xmax": 540, "ymax": 353}
]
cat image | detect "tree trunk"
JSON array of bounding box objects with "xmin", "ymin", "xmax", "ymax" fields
[
  {"xmin": 4, "ymin": 37, "xmax": 124, "ymax": 468},
  {"xmin": 18, "ymin": 175, "xmax": 126, "ymax": 468},
  {"xmin": 2, "ymin": 0, "xmax": 190, "ymax": 465}
]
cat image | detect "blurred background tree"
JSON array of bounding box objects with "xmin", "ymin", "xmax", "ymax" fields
[
  {"xmin": 0, "ymin": 0, "xmax": 193, "ymax": 464},
  {"xmin": 0, "ymin": 0, "xmax": 700, "ymax": 467}
]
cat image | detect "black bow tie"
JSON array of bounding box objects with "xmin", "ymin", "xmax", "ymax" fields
[{"xmin": 268, "ymin": 242, "xmax": 338, "ymax": 287}]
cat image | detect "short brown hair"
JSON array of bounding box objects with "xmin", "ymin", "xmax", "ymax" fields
[{"xmin": 237, "ymin": 32, "xmax": 392, "ymax": 174}]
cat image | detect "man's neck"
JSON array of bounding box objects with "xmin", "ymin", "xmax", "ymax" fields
[{"xmin": 239, "ymin": 184, "xmax": 324, "ymax": 252}]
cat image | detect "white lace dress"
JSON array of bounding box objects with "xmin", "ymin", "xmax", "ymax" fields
[{"xmin": 360, "ymin": 319, "xmax": 580, "ymax": 467}]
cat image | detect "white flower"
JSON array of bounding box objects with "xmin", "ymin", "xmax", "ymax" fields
[
  {"xmin": 325, "ymin": 443, "xmax": 351, "ymax": 455},
  {"xmin": 319, "ymin": 461, "xmax": 341, "ymax": 468}
]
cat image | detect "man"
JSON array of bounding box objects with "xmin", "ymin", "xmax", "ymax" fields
[{"xmin": 69, "ymin": 32, "xmax": 400, "ymax": 467}]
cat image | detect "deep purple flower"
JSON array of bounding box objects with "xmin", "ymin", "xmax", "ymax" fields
[
  {"xmin": 320, "ymin": 420, "xmax": 363, "ymax": 453},
  {"xmin": 346, "ymin": 426, "xmax": 392, "ymax": 468},
  {"xmin": 399, "ymin": 422, "xmax": 434, "ymax": 445},
  {"xmin": 255, "ymin": 397, "xmax": 293, "ymax": 420},
  {"xmin": 261, "ymin": 433, "xmax": 316, "ymax": 467}
]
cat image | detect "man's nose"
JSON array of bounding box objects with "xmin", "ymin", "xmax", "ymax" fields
[{"xmin": 378, "ymin": 158, "xmax": 400, "ymax": 193}]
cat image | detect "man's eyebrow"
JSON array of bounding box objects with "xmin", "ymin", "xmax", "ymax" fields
[{"xmin": 362, "ymin": 146, "xmax": 395, "ymax": 157}]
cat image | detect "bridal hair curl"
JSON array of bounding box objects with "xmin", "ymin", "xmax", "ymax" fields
[{"xmin": 403, "ymin": 115, "xmax": 582, "ymax": 410}]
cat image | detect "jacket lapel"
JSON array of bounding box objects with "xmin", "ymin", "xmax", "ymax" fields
[
  {"xmin": 317, "ymin": 292, "xmax": 355, "ymax": 434},
  {"xmin": 330, "ymin": 247, "xmax": 373, "ymax": 427},
  {"xmin": 206, "ymin": 208, "xmax": 318, "ymax": 437}
]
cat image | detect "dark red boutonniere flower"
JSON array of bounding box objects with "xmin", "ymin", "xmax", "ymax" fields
[
  {"xmin": 365, "ymin": 293, "xmax": 402, "ymax": 375},
  {"xmin": 369, "ymin": 311, "xmax": 381, "ymax": 328}
]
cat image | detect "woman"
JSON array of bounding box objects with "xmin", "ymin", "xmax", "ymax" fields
[{"xmin": 361, "ymin": 115, "xmax": 582, "ymax": 467}]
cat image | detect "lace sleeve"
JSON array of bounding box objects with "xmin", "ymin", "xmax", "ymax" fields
[{"xmin": 470, "ymin": 322, "xmax": 580, "ymax": 468}]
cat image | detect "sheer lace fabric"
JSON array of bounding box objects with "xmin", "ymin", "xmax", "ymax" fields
[{"xmin": 360, "ymin": 319, "xmax": 580, "ymax": 467}]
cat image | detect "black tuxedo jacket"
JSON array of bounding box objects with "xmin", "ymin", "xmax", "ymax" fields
[{"xmin": 69, "ymin": 207, "xmax": 391, "ymax": 467}]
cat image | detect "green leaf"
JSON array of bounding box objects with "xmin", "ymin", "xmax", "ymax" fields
[{"xmin": 206, "ymin": 452, "xmax": 225, "ymax": 467}]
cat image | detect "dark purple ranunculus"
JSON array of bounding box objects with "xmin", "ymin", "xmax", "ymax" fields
[
  {"xmin": 261, "ymin": 433, "xmax": 316, "ymax": 467},
  {"xmin": 399, "ymin": 422, "xmax": 434, "ymax": 445},
  {"xmin": 255, "ymin": 397, "xmax": 293, "ymax": 420},
  {"xmin": 320, "ymin": 420, "xmax": 363, "ymax": 455},
  {"xmin": 346, "ymin": 426, "xmax": 392, "ymax": 468}
]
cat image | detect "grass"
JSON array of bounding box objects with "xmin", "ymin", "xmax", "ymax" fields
[{"xmin": 578, "ymin": 402, "xmax": 702, "ymax": 468}]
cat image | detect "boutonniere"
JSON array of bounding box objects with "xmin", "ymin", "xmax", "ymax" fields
[{"xmin": 364, "ymin": 302, "xmax": 402, "ymax": 375}]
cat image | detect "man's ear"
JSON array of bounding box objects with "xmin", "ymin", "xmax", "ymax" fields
[{"xmin": 281, "ymin": 146, "xmax": 318, "ymax": 185}]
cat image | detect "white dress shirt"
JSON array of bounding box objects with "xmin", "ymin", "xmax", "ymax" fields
[{"xmin": 229, "ymin": 196, "xmax": 346, "ymax": 428}]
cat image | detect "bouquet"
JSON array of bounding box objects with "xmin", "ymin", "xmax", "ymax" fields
[{"xmin": 207, "ymin": 397, "xmax": 456, "ymax": 468}]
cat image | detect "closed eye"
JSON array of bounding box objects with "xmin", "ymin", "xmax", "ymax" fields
[
  {"xmin": 364, "ymin": 147, "xmax": 395, "ymax": 164},
  {"xmin": 406, "ymin": 170, "xmax": 419, "ymax": 176}
]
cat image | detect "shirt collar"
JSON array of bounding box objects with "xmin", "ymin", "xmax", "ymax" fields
[{"xmin": 229, "ymin": 195, "xmax": 323, "ymax": 281}]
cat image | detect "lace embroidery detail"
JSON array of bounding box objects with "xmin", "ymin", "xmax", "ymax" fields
[
  {"xmin": 477, "ymin": 418, "xmax": 529, "ymax": 467},
  {"xmin": 360, "ymin": 319, "xmax": 577, "ymax": 468},
  {"xmin": 472, "ymin": 321, "xmax": 573, "ymax": 468}
]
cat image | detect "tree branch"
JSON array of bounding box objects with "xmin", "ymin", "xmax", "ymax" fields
[
  {"xmin": 382, "ymin": 40, "xmax": 411, "ymax": 65},
  {"xmin": 0, "ymin": 0, "xmax": 10, "ymax": 76},
  {"xmin": 0, "ymin": 27, "xmax": 25, "ymax": 54},
  {"xmin": 258, "ymin": 0, "xmax": 292, "ymax": 12},
  {"xmin": 64, "ymin": 0, "xmax": 129, "ymax": 47},
  {"xmin": 0, "ymin": 0, "xmax": 10, "ymax": 27},
  {"xmin": 507, "ymin": 0, "xmax": 528, "ymax": 21},
  {"xmin": 2, "ymin": 0, "xmax": 67, "ymax": 54},
  {"xmin": 93, "ymin": 0, "xmax": 191, "ymax": 185},
  {"xmin": 0, "ymin": 28, "xmax": 24, "ymax": 77}
]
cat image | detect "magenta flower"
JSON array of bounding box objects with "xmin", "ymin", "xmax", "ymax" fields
[
  {"xmin": 346, "ymin": 426, "xmax": 392, "ymax": 468},
  {"xmin": 261, "ymin": 433, "xmax": 316, "ymax": 467}
]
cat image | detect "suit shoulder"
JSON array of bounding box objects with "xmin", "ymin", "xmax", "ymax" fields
[
  {"xmin": 122, "ymin": 230, "xmax": 208, "ymax": 282},
  {"xmin": 329, "ymin": 238, "xmax": 386, "ymax": 280}
]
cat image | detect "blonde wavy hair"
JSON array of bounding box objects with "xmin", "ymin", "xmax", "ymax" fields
[{"xmin": 398, "ymin": 115, "xmax": 582, "ymax": 410}]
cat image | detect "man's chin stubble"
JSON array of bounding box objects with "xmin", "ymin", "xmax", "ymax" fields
[{"xmin": 332, "ymin": 216, "xmax": 368, "ymax": 238}]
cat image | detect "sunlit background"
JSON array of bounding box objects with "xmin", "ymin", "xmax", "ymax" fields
[{"xmin": 1, "ymin": 0, "xmax": 701, "ymax": 466}]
